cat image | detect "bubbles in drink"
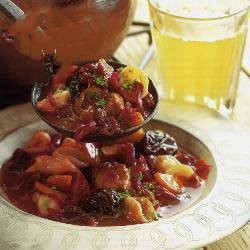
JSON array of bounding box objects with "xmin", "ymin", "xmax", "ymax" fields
[{"xmin": 150, "ymin": 0, "xmax": 249, "ymax": 18}]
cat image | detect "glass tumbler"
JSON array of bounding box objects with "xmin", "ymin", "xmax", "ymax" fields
[{"xmin": 148, "ymin": 0, "xmax": 249, "ymax": 115}]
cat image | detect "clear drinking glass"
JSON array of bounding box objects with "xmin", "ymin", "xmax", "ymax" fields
[{"xmin": 148, "ymin": 0, "xmax": 249, "ymax": 115}]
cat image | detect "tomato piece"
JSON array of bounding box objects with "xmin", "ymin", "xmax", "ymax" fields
[
  {"xmin": 34, "ymin": 181, "xmax": 67, "ymax": 203},
  {"xmin": 129, "ymin": 112, "xmax": 144, "ymax": 126},
  {"xmin": 195, "ymin": 160, "xmax": 211, "ymax": 179},
  {"xmin": 154, "ymin": 173, "xmax": 182, "ymax": 194},
  {"xmin": 175, "ymin": 174, "xmax": 200, "ymax": 188},
  {"xmin": 34, "ymin": 181, "xmax": 54, "ymax": 195},
  {"xmin": 47, "ymin": 175, "xmax": 72, "ymax": 190}
]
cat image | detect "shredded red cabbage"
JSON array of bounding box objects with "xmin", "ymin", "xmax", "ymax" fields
[
  {"xmin": 75, "ymin": 121, "xmax": 96, "ymax": 142},
  {"xmin": 47, "ymin": 92, "xmax": 58, "ymax": 111}
]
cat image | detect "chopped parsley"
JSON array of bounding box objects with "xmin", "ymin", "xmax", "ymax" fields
[
  {"xmin": 95, "ymin": 98, "xmax": 107, "ymax": 107},
  {"xmin": 118, "ymin": 190, "xmax": 131, "ymax": 200},
  {"xmin": 138, "ymin": 172, "xmax": 144, "ymax": 181},
  {"xmin": 153, "ymin": 211, "xmax": 161, "ymax": 220},
  {"xmin": 96, "ymin": 76, "xmax": 107, "ymax": 87},
  {"xmin": 144, "ymin": 183, "xmax": 155, "ymax": 191},
  {"xmin": 42, "ymin": 198, "xmax": 50, "ymax": 208},
  {"xmin": 152, "ymin": 200, "xmax": 159, "ymax": 207},
  {"xmin": 121, "ymin": 81, "xmax": 135, "ymax": 90}
]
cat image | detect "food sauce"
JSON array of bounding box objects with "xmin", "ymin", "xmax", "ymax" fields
[{"xmin": 1, "ymin": 178, "xmax": 205, "ymax": 226}]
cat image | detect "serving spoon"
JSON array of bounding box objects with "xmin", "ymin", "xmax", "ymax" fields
[
  {"xmin": 31, "ymin": 60, "xmax": 159, "ymax": 141},
  {"xmin": 0, "ymin": 0, "xmax": 44, "ymax": 33},
  {"xmin": 0, "ymin": 0, "xmax": 25, "ymax": 20}
]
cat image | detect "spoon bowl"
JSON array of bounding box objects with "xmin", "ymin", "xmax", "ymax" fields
[{"xmin": 31, "ymin": 60, "xmax": 159, "ymax": 141}]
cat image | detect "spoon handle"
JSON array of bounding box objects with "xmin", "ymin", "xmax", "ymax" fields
[
  {"xmin": 0, "ymin": 0, "xmax": 25, "ymax": 20},
  {"xmin": 139, "ymin": 45, "xmax": 154, "ymax": 70}
]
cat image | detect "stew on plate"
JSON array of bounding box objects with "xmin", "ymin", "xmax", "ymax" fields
[{"xmin": 0, "ymin": 129, "xmax": 211, "ymax": 226}]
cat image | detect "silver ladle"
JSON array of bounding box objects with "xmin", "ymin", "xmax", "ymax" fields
[{"xmin": 0, "ymin": 0, "xmax": 44, "ymax": 32}]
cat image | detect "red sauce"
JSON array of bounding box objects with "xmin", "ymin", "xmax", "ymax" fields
[{"xmin": 0, "ymin": 130, "xmax": 211, "ymax": 227}]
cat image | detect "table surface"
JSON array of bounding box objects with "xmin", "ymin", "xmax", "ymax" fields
[{"xmin": 0, "ymin": 1, "xmax": 249, "ymax": 249}]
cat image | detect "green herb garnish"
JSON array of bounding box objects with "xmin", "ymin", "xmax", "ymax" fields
[
  {"xmin": 153, "ymin": 200, "xmax": 160, "ymax": 207},
  {"xmin": 43, "ymin": 198, "xmax": 50, "ymax": 208},
  {"xmin": 96, "ymin": 76, "xmax": 107, "ymax": 87},
  {"xmin": 138, "ymin": 172, "xmax": 144, "ymax": 181},
  {"xmin": 121, "ymin": 81, "xmax": 135, "ymax": 90},
  {"xmin": 118, "ymin": 190, "xmax": 131, "ymax": 200},
  {"xmin": 153, "ymin": 211, "xmax": 161, "ymax": 220},
  {"xmin": 144, "ymin": 183, "xmax": 155, "ymax": 191},
  {"xmin": 95, "ymin": 98, "xmax": 107, "ymax": 107}
]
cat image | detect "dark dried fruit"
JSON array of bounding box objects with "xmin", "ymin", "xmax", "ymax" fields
[
  {"xmin": 139, "ymin": 130, "xmax": 178, "ymax": 156},
  {"xmin": 8, "ymin": 149, "xmax": 34, "ymax": 172},
  {"xmin": 83, "ymin": 189, "xmax": 123, "ymax": 216}
]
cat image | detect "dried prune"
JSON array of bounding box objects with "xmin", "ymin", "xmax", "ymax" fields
[
  {"xmin": 8, "ymin": 149, "xmax": 34, "ymax": 172},
  {"xmin": 83, "ymin": 189, "xmax": 123, "ymax": 216},
  {"xmin": 138, "ymin": 130, "xmax": 178, "ymax": 156}
]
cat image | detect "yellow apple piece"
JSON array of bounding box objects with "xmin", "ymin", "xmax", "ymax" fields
[
  {"xmin": 165, "ymin": 164, "xmax": 195, "ymax": 178},
  {"xmin": 120, "ymin": 65, "xmax": 149, "ymax": 98},
  {"xmin": 154, "ymin": 155, "xmax": 180, "ymax": 173}
]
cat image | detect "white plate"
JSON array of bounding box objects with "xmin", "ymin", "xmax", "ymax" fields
[{"xmin": 0, "ymin": 104, "xmax": 249, "ymax": 250}]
